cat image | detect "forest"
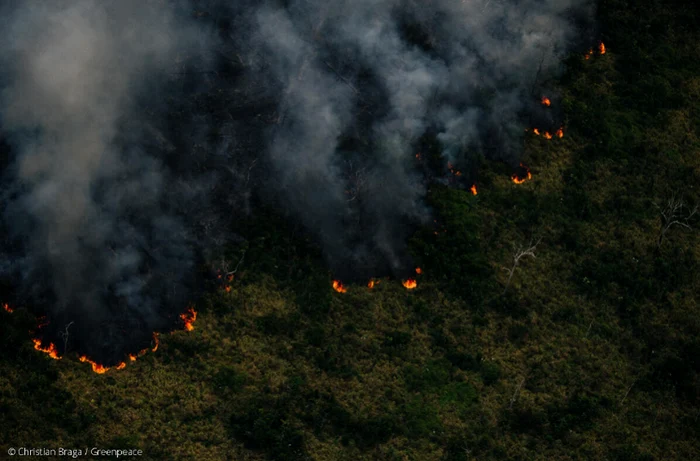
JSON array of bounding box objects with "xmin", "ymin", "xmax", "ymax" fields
[{"xmin": 1, "ymin": 0, "xmax": 699, "ymax": 459}]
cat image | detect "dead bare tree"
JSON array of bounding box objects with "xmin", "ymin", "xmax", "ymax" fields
[
  {"xmin": 502, "ymin": 237, "xmax": 542, "ymax": 294},
  {"xmin": 509, "ymin": 375, "xmax": 527, "ymax": 410},
  {"xmin": 620, "ymin": 378, "xmax": 637, "ymax": 407},
  {"xmin": 218, "ymin": 248, "xmax": 246, "ymax": 277},
  {"xmin": 60, "ymin": 321, "xmax": 74, "ymax": 354},
  {"xmin": 655, "ymin": 194, "xmax": 697, "ymax": 248}
]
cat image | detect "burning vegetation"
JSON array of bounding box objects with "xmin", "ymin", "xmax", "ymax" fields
[
  {"xmin": 180, "ymin": 307, "xmax": 197, "ymax": 332},
  {"xmin": 23, "ymin": 306, "xmax": 194, "ymax": 373},
  {"xmin": 332, "ymin": 280, "xmax": 347, "ymax": 293},
  {"xmin": 585, "ymin": 42, "xmax": 606, "ymax": 59},
  {"xmin": 511, "ymin": 164, "xmax": 533, "ymax": 184},
  {"xmin": 3, "ymin": 303, "xmax": 12, "ymax": 313},
  {"xmin": 541, "ymin": 96, "xmax": 551, "ymax": 107},
  {"xmin": 402, "ymin": 279, "xmax": 418, "ymax": 290},
  {"xmin": 33, "ymin": 339, "xmax": 61, "ymax": 360}
]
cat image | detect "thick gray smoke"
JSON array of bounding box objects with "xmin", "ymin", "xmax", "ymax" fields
[
  {"xmin": 0, "ymin": 0, "xmax": 217, "ymax": 362},
  {"xmin": 241, "ymin": 0, "xmax": 594, "ymax": 277},
  {"xmin": 0, "ymin": 0, "xmax": 594, "ymax": 361}
]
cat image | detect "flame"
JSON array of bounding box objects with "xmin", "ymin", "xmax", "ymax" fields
[
  {"xmin": 598, "ymin": 42, "xmax": 606, "ymax": 55},
  {"xmin": 415, "ymin": 267, "xmax": 422, "ymax": 275},
  {"xmin": 152, "ymin": 333, "xmax": 160, "ymax": 352},
  {"xmin": 368, "ymin": 280, "xmax": 376, "ymax": 289},
  {"xmin": 3, "ymin": 303, "xmax": 12, "ymax": 313},
  {"xmin": 180, "ymin": 307, "xmax": 197, "ymax": 332},
  {"xmin": 36, "ymin": 316, "xmax": 49, "ymax": 329},
  {"xmin": 129, "ymin": 354, "xmax": 137, "ymax": 361},
  {"xmin": 543, "ymin": 131, "xmax": 553, "ymax": 140},
  {"xmin": 116, "ymin": 362, "xmax": 126, "ymax": 370},
  {"xmin": 332, "ymin": 280, "xmax": 347, "ymax": 293},
  {"xmin": 402, "ymin": 279, "xmax": 417, "ymax": 289},
  {"xmin": 225, "ymin": 285, "xmax": 231, "ymax": 292},
  {"xmin": 541, "ymin": 96, "xmax": 551, "ymax": 107},
  {"xmin": 511, "ymin": 164, "xmax": 532, "ymax": 184},
  {"xmin": 556, "ymin": 127, "xmax": 564, "ymax": 138},
  {"xmin": 533, "ymin": 128, "xmax": 540, "ymax": 136},
  {"xmin": 79, "ymin": 356, "xmax": 109, "ymax": 374},
  {"xmin": 585, "ymin": 48, "xmax": 593, "ymax": 60},
  {"xmin": 470, "ymin": 184, "xmax": 478, "ymax": 195},
  {"xmin": 33, "ymin": 339, "xmax": 61, "ymax": 360}
]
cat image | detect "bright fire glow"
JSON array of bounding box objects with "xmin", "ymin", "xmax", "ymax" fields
[
  {"xmin": 2, "ymin": 303, "xmax": 12, "ymax": 313},
  {"xmin": 599, "ymin": 42, "xmax": 606, "ymax": 55},
  {"xmin": 180, "ymin": 307, "xmax": 197, "ymax": 332},
  {"xmin": 541, "ymin": 96, "xmax": 551, "ymax": 107},
  {"xmin": 402, "ymin": 279, "xmax": 417, "ymax": 289},
  {"xmin": 470, "ymin": 184, "xmax": 478, "ymax": 195},
  {"xmin": 556, "ymin": 127, "xmax": 564, "ymax": 138},
  {"xmin": 116, "ymin": 362, "xmax": 126, "ymax": 370},
  {"xmin": 33, "ymin": 339, "xmax": 61, "ymax": 360},
  {"xmin": 368, "ymin": 280, "xmax": 376, "ymax": 289},
  {"xmin": 543, "ymin": 131, "xmax": 553, "ymax": 139},
  {"xmin": 533, "ymin": 128, "xmax": 540, "ymax": 136},
  {"xmin": 152, "ymin": 333, "xmax": 160, "ymax": 352},
  {"xmin": 585, "ymin": 48, "xmax": 593, "ymax": 60},
  {"xmin": 332, "ymin": 280, "xmax": 347, "ymax": 293},
  {"xmin": 415, "ymin": 267, "xmax": 422, "ymax": 275},
  {"xmin": 79, "ymin": 355, "xmax": 109, "ymax": 374},
  {"xmin": 511, "ymin": 164, "xmax": 533, "ymax": 184}
]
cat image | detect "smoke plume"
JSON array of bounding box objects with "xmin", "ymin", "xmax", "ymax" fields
[{"xmin": 0, "ymin": 0, "xmax": 594, "ymax": 362}]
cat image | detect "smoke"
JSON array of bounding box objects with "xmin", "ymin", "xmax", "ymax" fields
[
  {"xmin": 0, "ymin": 0, "xmax": 594, "ymax": 362},
  {"xmin": 239, "ymin": 0, "xmax": 594, "ymax": 278},
  {"xmin": 0, "ymin": 0, "xmax": 218, "ymax": 362}
]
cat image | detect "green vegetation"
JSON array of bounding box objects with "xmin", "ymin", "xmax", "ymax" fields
[{"xmin": 1, "ymin": 0, "xmax": 699, "ymax": 459}]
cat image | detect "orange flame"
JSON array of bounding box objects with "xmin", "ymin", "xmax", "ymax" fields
[
  {"xmin": 116, "ymin": 362, "xmax": 126, "ymax": 370},
  {"xmin": 415, "ymin": 267, "xmax": 422, "ymax": 275},
  {"xmin": 79, "ymin": 356, "xmax": 109, "ymax": 374},
  {"xmin": 152, "ymin": 333, "xmax": 160, "ymax": 352},
  {"xmin": 584, "ymin": 48, "xmax": 593, "ymax": 60},
  {"xmin": 368, "ymin": 280, "xmax": 376, "ymax": 289},
  {"xmin": 332, "ymin": 280, "xmax": 347, "ymax": 293},
  {"xmin": 33, "ymin": 339, "xmax": 61, "ymax": 360},
  {"xmin": 2, "ymin": 303, "xmax": 12, "ymax": 313},
  {"xmin": 470, "ymin": 184, "xmax": 478, "ymax": 195},
  {"xmin": 598, "ymin": 42, "xmax": 606, "ymax": 55},
  {"xmin": 533, "ymin": 128, "xmax": 540, "ymax": 136},
  {"xmin": 511, "ymin": 164, "xmax": 532, "ymax": 184},
  {"xmin": 225, "ymin": 285, "xmax": 231, "ymax": 292},
  {"xmin": 180, "ymin": 307, "xmax": 197, "ymax": 332},
  {"xmin": 543, "ymin": 131, "xmax": 553, "ymax": 140},
  {"xmin": 402, "ymin": 279, "xmax": 417, "ymax": 289},
  {"xmin": 129, "ymin": 354, "xmax": 137, "ymax": 361},
  {"xmin": 541, "ymin": 96, "xmax": 551, "ymax": 107}
]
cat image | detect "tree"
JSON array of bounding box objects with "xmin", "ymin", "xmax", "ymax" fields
[
  {"xmin": 502, "ymin": 237, "xmax": 542, "ymax": 294},
  {"xmin": 655, "ymin": 193, "xmax": 697, "ymax": 248}
]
